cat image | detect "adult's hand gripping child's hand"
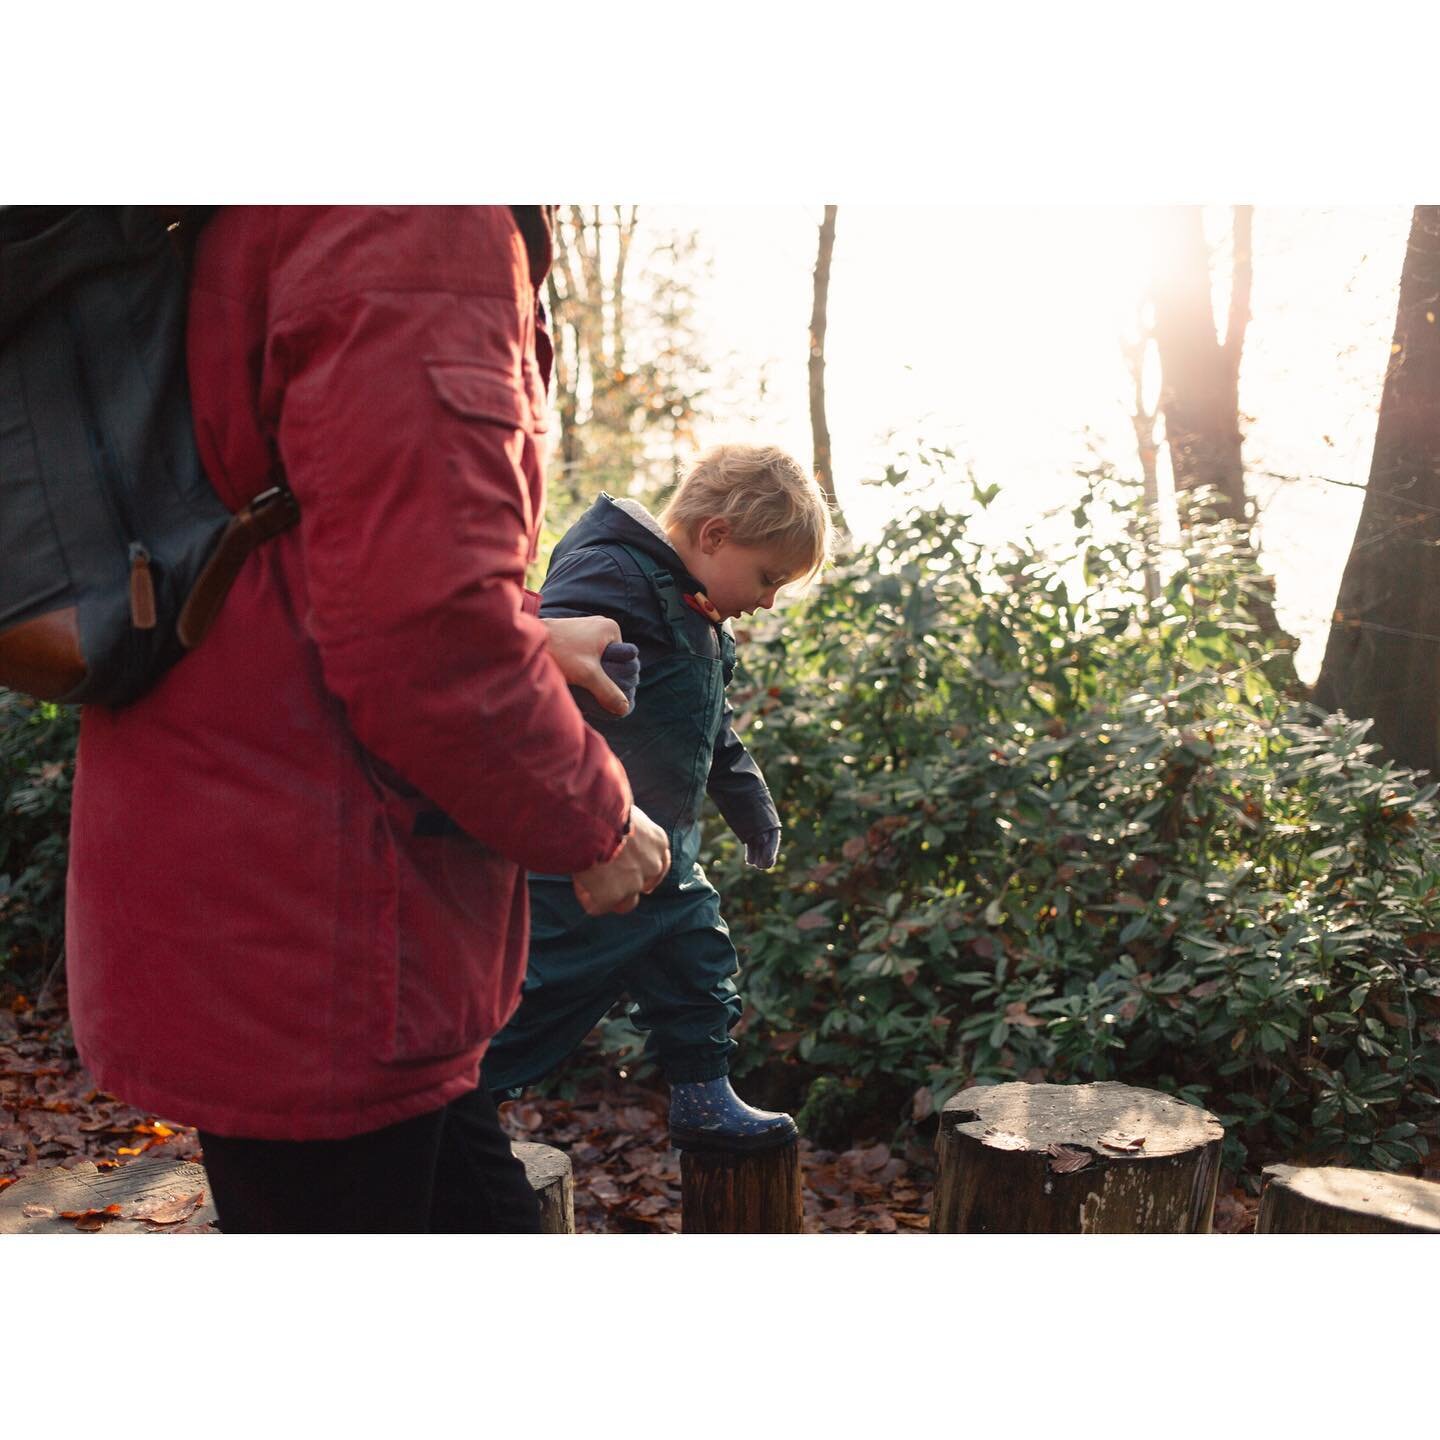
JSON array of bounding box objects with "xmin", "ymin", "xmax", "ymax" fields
[
  {"xmin": 542, "ymin": 616, "xmax": 639, "ymax": 717},
  {"xmin": 573, "ymin": 805, "xmax": 670, "ymax": 915}
]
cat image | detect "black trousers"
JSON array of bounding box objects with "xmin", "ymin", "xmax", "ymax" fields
[{"xmin": 197, "ymin": 1084, "xmax": 541, "ymax": 1234}]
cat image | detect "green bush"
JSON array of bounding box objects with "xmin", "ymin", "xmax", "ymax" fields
[
  {"xmin": 0, "ymin": 691, "xmax": 77, "ymax": 990},
  {"xmin": 714, "ymin": 466, "xmax": 1440, "ymax": 1180}
]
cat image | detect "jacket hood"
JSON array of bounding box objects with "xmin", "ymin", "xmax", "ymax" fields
[{"xmin": 549, "ymin": 494, "xmax": 705, "ymax": 591}]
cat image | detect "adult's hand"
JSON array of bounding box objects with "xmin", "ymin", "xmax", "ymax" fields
[
  {"xmin": 572, "ymin": 805, "xmax": 670, "ymax": 915},
  {"xmin": 543, "ymin": 616, "xmax": 635, "ymax": 717}
]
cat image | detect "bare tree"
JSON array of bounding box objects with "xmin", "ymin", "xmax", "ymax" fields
[
  {"xmin": 808, "ymin": 204, "xmax": 846, "ymax": 532},
  {"xmin": 1313, "ymin": 207, "xmax": 1440, "ymax": 773},
  {"xmin": 1150, "ymin": 205, "xmax": 1253, "ymax": 528},
  {"xmin": 546, "ymin": 207, "xmax": 708, "ymax": 512},
  {"xmin": 1122, "ymin": 301, "xmax": 1162, "ymax": 602}
]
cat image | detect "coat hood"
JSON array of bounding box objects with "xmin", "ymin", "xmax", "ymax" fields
[{"xmin": 548, "ymin": 494, "xmax": 705, "ymax": 592}]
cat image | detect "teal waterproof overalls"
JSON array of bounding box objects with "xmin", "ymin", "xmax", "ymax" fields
[{"xmin": 482, "ymin": 544, "xmax": 745, "ymax": 1094}]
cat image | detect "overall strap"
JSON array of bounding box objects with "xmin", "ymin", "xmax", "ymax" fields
[{"xmin": 616, "ymin": 542, "xmax": 711, "ymax": 655}]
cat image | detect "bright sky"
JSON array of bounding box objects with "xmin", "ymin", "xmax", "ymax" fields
[{"xmin": 645, "ymin": 206, "xmax": 1412, "ymax": 684}]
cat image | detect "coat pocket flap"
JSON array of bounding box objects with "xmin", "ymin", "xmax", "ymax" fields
[{"xmin": 425, "ymin": 362, "xmax": 528, "ymax": 429}]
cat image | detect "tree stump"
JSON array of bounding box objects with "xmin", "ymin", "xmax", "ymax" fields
[
  {"xmin": 679, "ymin": 1140, "xmax": 803, "ymax": 1233},
  {"xmin": 0, "ymin": 1156, "xmax": 216, "ymax": 1234},
  {"xmin": 1, "ymin": 1149, "xmax": 575, "ymax": 1234},
  {"xmin": 511, "ymin": 1141, "xmax": 575, "ymax": 1234},
  {"xmin": 1256, "ymin": 1164, "xmax": 1440, "ymax": 1234},
  {"xmin": 931, "ymin": 1081, "xmax": 1224, "ymax": 1233}
]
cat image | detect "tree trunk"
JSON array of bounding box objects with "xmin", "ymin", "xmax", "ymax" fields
[
  {"xmin": 931, "ymin": 1081, "xmax": 1223, "ymax": 1233},
  {"xmin": 680, "ymin": 1140, "xmax": 803, "ymax": 1233},
  {"xmin": 1123, "ymin": 308, "xmax": 1162, "ymax": 602},
  {"xmin": 1150, "ymin": 205, "xmax": 1252, "ymax": 528},
  {"xmin": 1313, "ymin": 208, "xmax": 1440, "ymax": 772},
  {"xmin": 0, "ymin": 1155, "xmax": 216, "ymax": 1233},
  {"xmin": 808, "ymin": 204, "xmax": 846, "ymax": 533},
  {"xmin": 512, "ymin": 1140, "xmax": 576, "ymax": 1234},
  {"xmin": 1256, "ymin": 1163, "xmax": 1440, "ymax": 1233},
  {"xmin": 546, "ymin": 267, "xmax": 582, "ymax": 502}
]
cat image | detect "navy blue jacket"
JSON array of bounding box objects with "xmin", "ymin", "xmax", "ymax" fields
[{"xmin": 541, "ymin": 495, "xmax": 779, "ymax": 851}]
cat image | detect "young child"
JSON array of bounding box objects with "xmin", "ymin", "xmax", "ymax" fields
[{"xmin": 483, "ymin": 444, "xmax": 832, "ymax": 1151}]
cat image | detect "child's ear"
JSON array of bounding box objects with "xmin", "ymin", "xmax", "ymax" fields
[{"xmin": 700, "ymin": 516, "xmax": 730, "ymax": 553}]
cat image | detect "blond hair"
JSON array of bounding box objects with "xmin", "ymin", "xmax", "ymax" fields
[{"xmin": 661, "ymin": 444, "xmax": 833, "ymax": 579}]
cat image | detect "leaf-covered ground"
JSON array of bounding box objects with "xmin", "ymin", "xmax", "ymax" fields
[{"xmin": 2, "ymin": 987, "xmax": 1288, "ymax": 1234}]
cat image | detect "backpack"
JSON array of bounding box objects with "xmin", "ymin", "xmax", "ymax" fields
[{"xmin": 0, "ymin": 205, "xmax": 297, "ymax": 708}]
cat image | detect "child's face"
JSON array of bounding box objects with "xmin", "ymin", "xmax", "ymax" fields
[{"xmin": 679, "ymin": 518, "xmax": 807, "ymax": 621}]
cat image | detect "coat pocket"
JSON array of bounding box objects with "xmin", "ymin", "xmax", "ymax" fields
[
  {"xmin": 423, "ymin": 358, "xmax": 547, "ymax": 550},
  {"xmin": 425, "ymin": 361, "xmax": 530, "ymax": 430},
  {"xmin": 368, "ymin": 771, "xmax": 527, "ymax": 1065}
]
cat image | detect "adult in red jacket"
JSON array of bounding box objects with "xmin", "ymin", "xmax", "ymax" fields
[{"xmin": 65, "ymin": 206, "xmax": 666, "ymax": 1232}]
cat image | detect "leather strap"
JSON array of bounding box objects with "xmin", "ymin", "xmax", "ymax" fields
[{"xmin": 176, "ymin": 482, "xmax": 300, "ymax": 648}]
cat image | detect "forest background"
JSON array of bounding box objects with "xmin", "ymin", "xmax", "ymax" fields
[
  {"xmin": 6, "ymin": 204, "xmax": 1440, "ymax": 1210},
  {"xmin": 6, "ymin": 11, "xmax": 1440, "ymax": 1438}
]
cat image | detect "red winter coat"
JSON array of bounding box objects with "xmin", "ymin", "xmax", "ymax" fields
[{"xmin": 66, "ymin": 207, "xmax": 631, "ymax": 1140}]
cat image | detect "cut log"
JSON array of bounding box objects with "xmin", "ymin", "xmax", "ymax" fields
[
  {"xmin": 0, "ymin": 1156, "xmax": 216, "ymax": 1234},
  {"xmin": 511, "ymin": 1140, "xmax": 575, "ymax": 1234},
  {"xmin": 680, "ymin": 1140, "xmax": 803, "ymax": 1234},
  {"xmin": 932, "ymin": 1081, "xmax": 1223, "ymax": 1233},
  {"xmin": 1257, "ymin": 1164, "xmax": 1440, "ymax": 1234},
  {"xmin": 1, "ymin": 1145, "xmax": 576, "ymax": 1235}
]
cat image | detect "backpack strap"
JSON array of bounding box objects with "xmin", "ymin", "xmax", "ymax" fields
[{"xmin": 175, "ymin": 481, "xmax": 300, "ymax": 648}]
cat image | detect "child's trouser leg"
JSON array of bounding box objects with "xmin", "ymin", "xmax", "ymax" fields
[
  {"xmin": 623, "ymin": 871, "xmax": 797, "ymax": 1152},
  {"xmin": 481, "ymin": 878, "xmax": 666, "ymax": 1097},
  {"xmin": 620, "ymin": 875, "xmax": 742, "ymax": 1083}
]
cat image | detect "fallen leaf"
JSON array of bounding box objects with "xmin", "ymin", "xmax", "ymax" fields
[
  {"xmin": 126, "ymin": 1189, "xmax": 204, "ymax": 1226},
  {"xmin": 21, "ymin": 1203, "xmax": 57, "ymax": 1218},
  {"xmin": 1098, "ymin": 1131, "xmax": 1146, "ymax": 1152},
  {"xmin": 981, "ymin": 1127, "xmax": 1030, "ymax": 1152},
  {"xmin": 60, "ymin": 1203, "xmax": 123, "ymax": 1231},
  {"xmin": 1003, "ymin": 1001, "xmax": 1045, "ymax": 1028},
  {"xmin": 588, "ymin": 1175, "xmax": 621, "ymax": 1205},
  {"xmin": 1046, "ymin": 1144, "xmax": 1093, "ymax": 1174},
  {"xmin": 854, "ymin": 1142, "xmax": 891, "ymax": 1173},
  {"xmin": 506, "ymin": 1103, "xmax": 543, "ymax": 1131}
]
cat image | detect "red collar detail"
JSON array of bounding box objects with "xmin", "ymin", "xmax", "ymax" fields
[{"xmin": 683, "ymin": 590, "xmax": 723, "ymax": 623}]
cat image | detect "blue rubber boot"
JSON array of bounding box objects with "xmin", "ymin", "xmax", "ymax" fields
[{"xmin": 668, "ymin": 1076, "xmax": 798, "ymax": 1154}]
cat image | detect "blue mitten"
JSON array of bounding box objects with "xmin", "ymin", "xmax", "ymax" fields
[
  {"xmin": 744, "ymin": 826, "xmax": 782, "ymax": 869},
  {"xmin": 600, "ymin": 641, "xmax": 641, "ymax": 715}
]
